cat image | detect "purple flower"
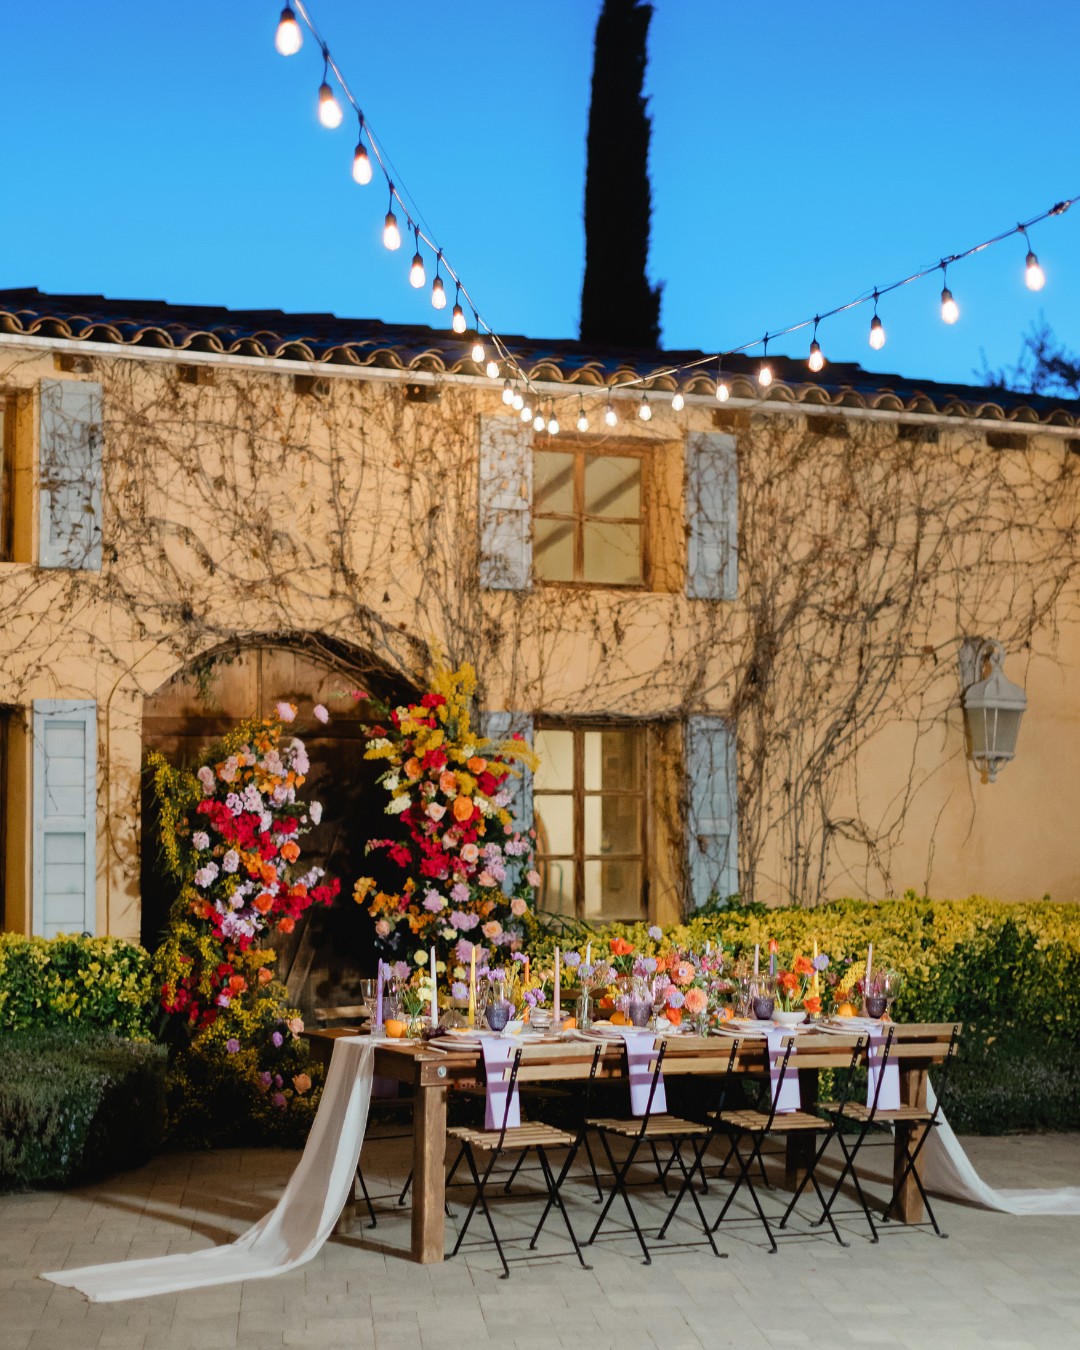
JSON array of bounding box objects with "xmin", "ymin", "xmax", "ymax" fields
[
  {"xmin": 272, "ymin": 1092, "xmax": 287, "ymax": 1110},
  {"xmin": 564, "ymin": 952, "xmax": 581, "ymax": 969},
  {"xmin": 259, "ymin": 1071, "xmax": 272, "ymax": 1089},
  {"xmin": 511, "ymin": 952, "xmax": 527, "ymax": 964},
  {"xmin": 454, "ymin": 939, "xmax": 476, "ymax": 962},
  {"xmin": 648, "ymin": 925, "xmax": 663, "ymax": 941},
  {"xmin": 667, "ymin": 989, "xmax": 685, "ymax": 1009},
  {"xmin": 274, "ymin": 1074, "xmax": 283, "ymax": 1088},
  {"xmin": 272, "ymin": 1031, "xmax": 284, "ymax": 1047},
  {"xmin": 450, "ymin": 910, "xmax": 480, "ymax": 931},
  {"xmin": 450, "ymin": 881, "xmax": 470, "ymax": 904},
  {"xmin": 451, "ymin": 981, "xmax": 468, "ymax": 1000},
  {"xmin": 643, "ymin": 956, "xmax": 658, "ymax": 975},
  {"xmin": 225, "ymin": 1038, "xmax": 240, "ymax": 1054},
  {"xmin": 422, "ymin": 891, "xmax": 445, "ymax": 913},
  {"xmin": 813, "ymin": 954, "xmax": 830, "ymax": 972},
  {"xmin": 391, "ymin": 960, "xmax": 411, "ymax": 981}
]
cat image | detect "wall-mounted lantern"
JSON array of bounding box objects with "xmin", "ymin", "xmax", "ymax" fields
[{"xmin": 961, "ymin": 638, "xmax": 1027, "ymax": 783}]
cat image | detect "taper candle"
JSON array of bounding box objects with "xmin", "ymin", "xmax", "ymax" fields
[
  {"xmin": 375, "ymin": 959, "xmax": 384, "ymax": 1032},
  {"xmin": 429, "ymin": 947, "xmax": 438, "ymax": 1028},
  {"xmin": 753, "ymin": 944, "xmax": 760, "ymax": 976},
  {"xmin": 468, "ymin": 947, "xmax": 476, "ymax": 1029},
  {"xmin": 553, "ymin": 946, "xmax": 561, "ymax": 1027}
]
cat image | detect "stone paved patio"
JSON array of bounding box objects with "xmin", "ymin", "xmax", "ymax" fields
[{"xmin": 2, "ymin": 1129, "xmax": 1078, "ymax": 1350}]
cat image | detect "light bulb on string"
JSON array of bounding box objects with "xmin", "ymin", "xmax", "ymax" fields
[
  {"xmin": 274, "ymin": 5, "xmax": 303, "ymax": 55},
  {"xmin": 868, "ymin": 292, "xmax": 886, "ymax": 350},
  {"xmin": 409, "ymin": 229, "xmax": 425, "ymax": 288},
  {"xmin": 430, "ymin": 253, "xmax": 446, "ymax": 309},
  {"xmin": 485, "ymin": 358, "xmax": 500, "ymax": 379},
  {"xmin": 547, "ymin": 407, "xmax": 560, "ymax": 435},
  {"xmin": 576, "ymin": 399, "xmax": 589, "ymax": 433},
  {"xmin": 471, "ymin": 323, "xmax": 486, "ymax": 364},
  {"xmin": 939, "ymin": 264, "xmax": 959, "ymax": 324},
  {"xmin": 317, "ymin": 55, "xmax": 343, "ymax": 128},
  {"xmin": 512, "ymin": 391, "xmax": 525, "ymax": 411},
  {"xmin": 351, "ymin": 118, "xmax": 373, "ymax": 184},
  {"xmin": 808, "ymin": 318, "xmax": 825, "ymax": 373},
  {"xmin": 604, "ymin": 398, "xmax": 618, "ymax": 427},
  {"xmin": 533, "ymin": 411, "xmax": 545, "ymax": 432},
  {"xmin": 715, "ymin": 361, "xmax": 730, "ymax": 403},
  {"xmin": 520, "ymin": 401, "xmax": 533, "ymax": 423},
  {"xmin": 383, "ymin": 187, "xmax": 401, "ymax": 250},
  {"xmin": 638, "ymin": 393, "xmax": 652, "ymax": 421},
  {"xmin": 1021, "ymin": 228, "xmax": 1045, "ymax": 290},
  {"xmin": 757, "ymin": 335, "xmax": 773, "ymax": 387},
  {"xmin": 502, "ymin": 379, "xmax": 514, "ymax": 406},
  {"xmin": 671, "ymin": 390, "xmax": 685, "ymax": 412},
  {"xmin": 451, "ymin": 283, "xmax": 467, "ymax": 333}
]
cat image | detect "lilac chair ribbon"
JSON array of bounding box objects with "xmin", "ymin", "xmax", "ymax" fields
[
  {"xmin": 619, "ymin": 1030, "xmax": 667, "ymax": 1116},
  {"xmin": 481, "ymin": 1038, "xmax": 521, "ymax": 1130},
  {"xmin": 866, "ymin": 1030, "xmax": 901, "ymax": 1111},
  {"xmin": 766, "ymin": 1029, "xmax": 802, "ymax": 1114}
]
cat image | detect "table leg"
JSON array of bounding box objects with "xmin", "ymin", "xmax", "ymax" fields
[
  {"xmin": 411, "ymin": 1080, "xmax": 447, "ymax": 1263},
  {"xmin": 893, "ymin": 1066, "xmax": 927, "ymax": 1224},
  {"xmin": 784, "ymin": 1067, "xmax": 819, "ymax": 1189}
]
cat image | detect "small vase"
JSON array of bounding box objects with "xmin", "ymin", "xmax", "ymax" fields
[
  {"xmin": 627, "ymin": 998, "xmax": 652, "ymax": 1028},
  {"xmin": 577, "ymin": 991, "xmax": 593, "ymax": 1031},
  {"xmin": 752, "ymin": 995, "xmax": 775, "ymax": 1020},
  {"xmin": 485, "ymin": 1001, "xmax": 511, "ymax": 1033},
  {"xmin": 863, "ymin": 995, "xmax": 887, "ymax": 1019}
]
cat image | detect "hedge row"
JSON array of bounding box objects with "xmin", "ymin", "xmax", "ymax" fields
[
  {"xmin": 0, "ymin": 1028, "xmax": 166, "ymax": 1191},
  {"xmin": 0, "ymin": 933, "xmax": 154, "ymax": 1039}
]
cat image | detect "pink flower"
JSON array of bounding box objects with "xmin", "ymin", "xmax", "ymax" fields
[
  {"xmin": 287, "ymin": 1017, "xmax": 304, "ymax": 1035},
  {"xmin": 683, "ymin": 987, "xmax": 708, "ymax": 1015},
  {"xmin": 510, "ymin": 897, "xmax": 527, "ymax": 917},
  {"xmin": 375, "ymin": 919, "xmax": 391, "ymax": 938},
  {"xmin": 526, "ymin": 870, "xmax": 541, "ymax": 887},
  {"xmin": 478, "ymin": 870, "xmax": 496, "ymax": 888},
  {"xmin": 461, "ymin": 843, "xmax": 480, "ymax": 863},
  {"xmin": 275, "ymin": 702, "xmax": 297, "ymax": 723},
  {"xmin": 482, "ymin": 920, "xmax": 503, "ymax": 940},
  {"xmin": 292, "ymin": 1073, "xmax": 312, "ymax": 1094},
  {"xmin": 426, "ymin": 802, "xmax": 447, "ymax": 822},
  {"xmin": 313, "ymin": 704, "xmax": 329, "ymax": 724}
]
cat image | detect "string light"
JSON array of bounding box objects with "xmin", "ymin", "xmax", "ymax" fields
[
  {"xmin": 940, "ymin": 264, "xmax": 959, "ymax": 324},
  {"xmin": 431, "ymin": 274, "xmax": 446, "ymax": 310},
  {"xmin": 808, "ymin": 317, "xmax": 825, "ymax": 373},
  {"xmin": 547, "ymin": 406, "xmax": 560, "ymax": 435},
  {"xmin": 471, "ymin": 322, "xmax": 486, "ymax": 364},
  {"xmin": 715, "ymin": 359, "xmax": 730, "ymax": 402},
  {"xmin": 757, "ymin": 334, "xmax": 773, "ymax": 387},
  {"xmin": 869, "ymin": 292, "xmax": 886, "ymax": 350},
  {"xmin": 638, "ymin": 393, "xmax": 652, "ymax": 421},
  {"xmin": 533, "ymin": 410, "xmax": 545, "ymax": 432},
  {"xmin": 576, "ymin": 397, "xmax": 589, "ymax": 433},
  {"xmin": 520, "ymin": 401, "xmax": 533, "ymax": 423},
  {"xmin": 351, "ymin": 118, "xmax": 372, "ymax": 184},
  {"xmin": 317, "ymin": 54, "xmax": 342, "ymax": 127},
  {"xmin": 671, "ymin": 390, "xmax": 685, "ymax": 412},
  {"xmin": 512, "ymin": 391, "xmax": 525, "ymax": 411},
  {"xmin": 382, "ymin": 187, "xmax": 401, "ymax": 251},
  {"xmin": 604, "ymin": 398, "xmax": 618, "ymax": 427},
  {"xmin": 485, "ymin": 358, "xmax": 500, "ymax": 378},
  {"xmin": 274, "ymin": 5, "xmax": 303, "ymax": 55},
  {"xmin": 502, "ymin": 379, "xmax": 514, "ymax": 406},
  {"xmin": 409, "ymin": 228, "xmax": 426, "ymax": 288},
  {"xmin": 1020, "ymin": 228, "xmax": 1045, "ymax": 291}
]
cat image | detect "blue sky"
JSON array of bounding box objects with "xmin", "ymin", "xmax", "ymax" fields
[{"xmin": 3, "ymin": 1, "xmax": 1078, "ymax": 387}]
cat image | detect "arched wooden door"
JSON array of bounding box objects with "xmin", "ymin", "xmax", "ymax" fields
[{"xmin": 140, "ymin": 642, "xmax": 410, "ymax": 1015}]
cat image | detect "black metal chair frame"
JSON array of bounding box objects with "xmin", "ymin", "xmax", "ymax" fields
[{"xmin": 449, "ymin": 1043, "xmax": 605, "ymax": 1278}]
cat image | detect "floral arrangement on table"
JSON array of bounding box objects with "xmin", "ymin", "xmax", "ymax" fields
[
  {"xmin": 774, "ymin": 951, "xmax": 830, "ymax": 1016},
  {"xmin": 352, "ymin": 663, "xmax": 540, "ymax": 999},
  {"xmin": 148, "ymin": 704, "xmax": 340, "ymax": 1139}
]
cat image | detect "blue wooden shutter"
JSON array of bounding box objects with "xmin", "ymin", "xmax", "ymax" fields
[
  {"xmin": 38, "ymin": 378, "xmax": 103, "ymax": 570},
  {"xmin": 32, "ymin": 700, "xmax": 98, "ymax": 937},
  {"xmin": 686, "ymin": 431, "xmax": 737, "ymax": 599},
  {"xmin": 686, "ymin": 715, "xmax": 737, "ymax": 907},
  {"xmin": 481, "ymin": 711, "xmax": 534, "ymax": 832},
  {"xmin": 478, "ymin": 416, "xmax": 532, "ymax": 590}
]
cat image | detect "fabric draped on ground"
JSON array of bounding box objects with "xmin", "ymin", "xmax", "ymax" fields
[{"xmin": 42, "ymin": 1036, "xmax": 375, "ymax": 1303}]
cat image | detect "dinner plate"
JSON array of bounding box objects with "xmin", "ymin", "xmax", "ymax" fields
[{"xmin": 821, "ymin": 1016, "xmax": 888, "ymax": 1031}]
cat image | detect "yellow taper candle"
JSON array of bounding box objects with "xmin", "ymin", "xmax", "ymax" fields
[{"xmin": 812, "ymin": 938, "xmax": 820, "ymax": 995}]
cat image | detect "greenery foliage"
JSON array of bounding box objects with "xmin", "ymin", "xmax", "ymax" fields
[
  {"xmin": 0, "ymin": 1028, "xmax": 166, "ymax": 1191},
  {"xmin": 0, "ymin": 933, "xmax": 154, "ymax": 1038}
]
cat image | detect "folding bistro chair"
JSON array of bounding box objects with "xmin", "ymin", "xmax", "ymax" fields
[
  {"xmin": 708, "ymin": 1032, "xmax": 854, "ymax": 1253},
  {"xmin": 587, "ymin": 1036, "xmax": 736, "ymax": 1265},
  {"xmin": 447, "ymin": 1042, "xmax": 604, "ymax": 1278},
  {"xmin": 814, "ymin": 1023, "xmax": 962, "ymax": 1240}
]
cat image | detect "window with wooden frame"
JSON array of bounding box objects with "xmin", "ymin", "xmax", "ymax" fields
[
  {"xmin": 533, "ymin": 723, "xmax": 647, "ymax": 922},
  {"xmin": 0, "ymin": 395, "xmax": 14, "ymax": 562},
  {"xmin": 533, "ymin": 444, "xmax": 646, "ymax": 585}
]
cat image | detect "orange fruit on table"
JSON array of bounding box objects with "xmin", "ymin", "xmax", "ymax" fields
[
  {"xmin": 384, "ymin": 1018, "xmax": 408, "ymax": 1038},
  {"xmin": 836, "ymin": 1002, "xmax": 857, "ymax": 1018},
  {"xmin": 560, "ymin": 1017, "xmax": 577, "ymax": 1031},
  {"xmin": 610, "ymin": 1011, "xmax": 629, "ymax": 1026}
]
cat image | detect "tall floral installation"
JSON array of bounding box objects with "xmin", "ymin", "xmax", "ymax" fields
[
  {"xmin": 353, "ymin": 663, "xmax": 540, "ymax": 999},
  {"xmin": 149, "ymin": 705, "xmax": 339, "ymax": 1144}
]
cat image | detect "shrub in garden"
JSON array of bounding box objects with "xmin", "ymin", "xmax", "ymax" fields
[
  {"xmin": 0, "ymin": 1028, "xmax": 166, "ymax": 1190},
  {"xmin": 0, "ymin": 932, "xmax": 153, "ymax": 1038}
]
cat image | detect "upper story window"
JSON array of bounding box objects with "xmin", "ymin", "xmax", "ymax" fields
[
  {"xmin": 533, "ymin": 723, "xmax": 647, "ymax": 922},
  {"xmin": 533, "ymin": 446, "xmax": 645, "ymax": 586}
]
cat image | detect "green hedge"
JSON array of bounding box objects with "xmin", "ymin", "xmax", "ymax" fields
[
  {"xmin": 0, "ymin": 933, "xmax": 154, "ymax": 1038},
  {"xmin": 527, "ymin": 896, "xmax": 1080, "ymax": 1133},
  {"xmin": 0, "ymin": 1028, "xmax": 167, "ymax": 1190}
]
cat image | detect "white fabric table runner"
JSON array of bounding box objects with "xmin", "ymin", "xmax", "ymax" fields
[{"xmin": 42, "ymin": 1035, "xmax": 375, "ymax": 1302}]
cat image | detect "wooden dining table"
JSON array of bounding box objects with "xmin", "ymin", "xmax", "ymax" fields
[{"xmin": 306, "ymin": 1023, "xmax": 955, "ymax": 1264}]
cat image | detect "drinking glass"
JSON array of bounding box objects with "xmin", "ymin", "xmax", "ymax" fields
[{"xmin": 882, "ymin": 969, "xmax": 903, "ymax": 1016}]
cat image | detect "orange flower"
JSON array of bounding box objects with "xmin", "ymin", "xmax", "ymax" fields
[
  {"xmin": 228, "ymin": 975, "xmax": 247, "ymax": 995},
  {"xmin": 768, "ymin": 938, "xmax": 779, "ymax": 954},
  {"xmin": 439, "ymin": 770, "xmax": 458, "ymax": 795},
  {"xmin": 672, "ymin": 960, "xmax": 696, "ymax": 987},
  {"xmin": 683, "ymin": 987, "xmax": 708, "ymax": 1015},
  {"xmin": 253, "ymin": 892, "xmax": 275, "ymax": 914},
  {"xmin": 663, "ymin": 1006, "xmax": 682, "ymax": 1026},
  {"xmin": 609, "ymin": 938, "xmax": 635, "ymax": 957},
  {"xmin": 778, "ymin": 970, "xmax": 798, "ymax": 992},
  {"xmin": 794, "ymin": 955, "xmax": 813, "ymax": 976},
  {"xmin": 260, "ymin": 862, "xmax": 277, "ymax": 884},
  {"xmin": 257, "ymin": 966, "xmax": 273, "ymax": 985},
  {"xmin": 453, "ymin": 796, "xmax": 475, "ymax": 823},
  {"xmin": 278, "ymin": 917, "xmax": 295, "ymax": 933},
  {"xmin": 280, "ymin": 840, "xmax": 300, "ymax": 863},
  {"xmin": 467, "ymin": 756, "xmax": 487, "ymax": 774},
  {"xmin": 404, "ymin": 757, "xmax": 422, "ymax": 780},
  {"xmin": 803, "ymin": 996, "xmax": 822, "ymax": 1015}
]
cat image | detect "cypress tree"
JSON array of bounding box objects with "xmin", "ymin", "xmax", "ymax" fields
[{"xmin": 579, "ymin": 0, "xmax": 662, "ymax": 349}]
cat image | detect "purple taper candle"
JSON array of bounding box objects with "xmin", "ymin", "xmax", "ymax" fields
[{"xmin": 375, "ymin": 959, "xmax": 384, "ymax": 1032}]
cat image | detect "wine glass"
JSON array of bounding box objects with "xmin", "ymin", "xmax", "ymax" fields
[{"xmin": 882, "ymin": 969, "xmax": 903, "ymax": 1018}]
